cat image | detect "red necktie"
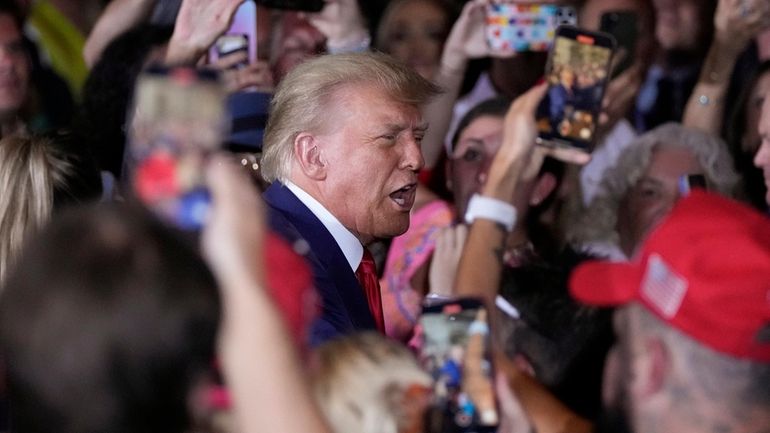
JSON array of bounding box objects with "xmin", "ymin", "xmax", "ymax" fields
[{"xmin": 355, "ymin": 249, "xmax": 385, "ymax": 334}]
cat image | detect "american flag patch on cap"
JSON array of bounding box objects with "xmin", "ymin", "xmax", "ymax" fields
[{"xmin": 640, "ymin": 254, "xmax": 688, "ymax": 318}]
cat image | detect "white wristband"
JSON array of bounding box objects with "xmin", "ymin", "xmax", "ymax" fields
[{"xmin": 464, "ymin": 194, "xmax": 517, "ymax": 232}]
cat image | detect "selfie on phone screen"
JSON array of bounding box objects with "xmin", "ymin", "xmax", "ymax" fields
[
  {"xmin": 536, "ymin": 26, "xmax": 615, "ymax": 152},
  {"xmin": 419, "ymin": 299, "xmax": 498, "ymax": 433}
]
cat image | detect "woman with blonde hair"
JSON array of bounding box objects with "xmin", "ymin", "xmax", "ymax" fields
[
  {"xmin": 311, "ymin": 332, "xmax": 433, "ymax": 433},
  {"xmin": 0, "ymin": 133, "xmax": 101, "ymax": 282}
]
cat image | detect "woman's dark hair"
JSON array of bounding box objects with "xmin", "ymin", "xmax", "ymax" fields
[
  {"xmin": 450, "ymin": 97, "xmax": 511, "ymax": 152},
  {"xmin": 726, "ymin": 60, "xmax": 770, "ymax": 210},
  {"xmin": 76, "ymin": 24, "xmax": 174, "ymax": 179}
]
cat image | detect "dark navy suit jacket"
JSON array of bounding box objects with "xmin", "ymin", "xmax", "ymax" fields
[{"xmin": 263, "ymin": 182, "xmax": 377, "ymax": 346}]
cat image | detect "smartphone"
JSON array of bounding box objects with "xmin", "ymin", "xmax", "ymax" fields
[
  {"xmin": 256, "ymin": 0, "xmax": 324, "ymax": 12},
  {"xmin": 126, "ymin": 66, "xmax": 227, "ymax": 230},
  {"xmin": 418, "ymin": 298, "xmax": 498, "ymax": 433},
  {"xmin": 210, "ymin": 0, "xmax": 258, "ymax": 66},
  {"xmin": 485, "ymin": 3, "xmax": 577, "ymax": 52},
  {"xmin": 535, "ymin": 26, "xmax": 615, "ymax": 154},
  {"xmin": 600, "ymin": 11, "xmax": 637, "ymax": 78}
]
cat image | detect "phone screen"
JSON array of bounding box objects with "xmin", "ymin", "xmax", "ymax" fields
[
  {"xmin": 126, "ymin": 66, "xmax": 227, "ymax": 230},
  {"xmin": 486, "ymin": 4, "xmax": 577, "ymax": 52},
  {"xmin": 536, "ymin": 26, "xmax": 615, "ymax": 153},
  {"xmin": 418, "ymin": 298, "xmax": 498, "ymax": 433},
  {"xmin": 210, "ymin": 0, "xmax": 258, "ymax": 65}
]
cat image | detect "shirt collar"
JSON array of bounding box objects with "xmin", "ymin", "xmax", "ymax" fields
[{"xmin": 284, "ymin": 181, "xmax": 363, "ymax": 271}]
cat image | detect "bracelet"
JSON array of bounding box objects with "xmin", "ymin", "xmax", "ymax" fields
[
  {"xmin": 697, "ymin": 94, "xmax": 724, "ymax": 106},
  {"xmin": 464, "ymin": 194, "xmax": 517, "ymax": 232}
]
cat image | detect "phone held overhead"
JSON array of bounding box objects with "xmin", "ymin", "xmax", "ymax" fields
[{"xmin": 535, "ymin": 25, "xmax": 616, "ymax": 155}]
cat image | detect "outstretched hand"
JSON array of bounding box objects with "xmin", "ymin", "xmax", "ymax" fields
[
  {"xmin": 442, "ymin": 0, "xmax": 515, "ymax": 72},
  {"xmin": 306, "ymin": 0, "xmax": 369, "ymax": 52},
  {"xmin": 166, "ymin": 0, "xmax": 245, "ymax": 65},
  {"xmin": 485, "ymin": 83, "xmax": 589, "ymax": 201},
  {"xmin": 714, "ymin": 0, "xmax": 770, "ymax": 52}
]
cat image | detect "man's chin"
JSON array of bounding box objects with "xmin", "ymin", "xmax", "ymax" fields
[{"xmin": 377, "ymin": 218, "xmax": 410, "ymax": 240}]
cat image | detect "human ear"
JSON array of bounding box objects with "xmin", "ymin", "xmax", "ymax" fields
[
  {"xmin": 293, "ymin": 133, "xmax": 326, "ymax": 180},
  {"xmin": 637, "ymin": 337, "xmax": 669, "ymax": 398}
]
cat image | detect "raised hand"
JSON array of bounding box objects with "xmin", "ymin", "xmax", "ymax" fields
[
  {"xmin": 714, "ymin": 0, "xmax": 770, "ymax": 53},
  {"xmin": 305, "ymin": 0, "xmax": 369, "ymax": 52},
  {"xmin": 166, "ymin": 0, "xmax": 245, "ymax": 65},
  {"xmin": 442, "ymin": 0, "xmax": 515, "ymax": 72}
]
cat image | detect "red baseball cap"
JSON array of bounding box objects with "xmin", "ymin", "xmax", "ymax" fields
[{"xmin": 569, "ymin": 190, "xmax": 770, "ymax": 361}]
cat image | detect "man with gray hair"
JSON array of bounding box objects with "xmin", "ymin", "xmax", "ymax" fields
[
  {"xmin": 260, "ymin": 52, "xmax": 440, "ymax": 345},
  {"xmin": 568, "ymin": 122, "xmax": 740, "ymax": 260},
  {"xmin": 569, "ymin": 191, "xmax": 770, "ymax": 433}
]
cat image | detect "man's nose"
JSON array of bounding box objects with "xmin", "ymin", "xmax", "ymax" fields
[{"xmin": 402, "ymin": 136, "xmax": 425, "ymax": 172}]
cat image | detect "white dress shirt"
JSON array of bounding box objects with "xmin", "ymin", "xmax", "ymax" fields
[{"xmin": 284, "ymin": 181, "xmax": 363, "ymax": 272}]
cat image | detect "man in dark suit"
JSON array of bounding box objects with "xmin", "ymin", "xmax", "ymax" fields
[{"xmin": 259, "ymin": 52, "xmax": 440, "ymax": 345}]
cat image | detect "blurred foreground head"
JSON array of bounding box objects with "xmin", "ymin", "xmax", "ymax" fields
[
  {"xmin": 571, "ymin": 191, "xmax": 770, "ymax": 433},
  {"xmin": 0, "ymin": 202, "xmax": 219, "ymax": 433},
  {"xmin": 311, "ymin": 332, "xmax": 431, "ymax": 433}
]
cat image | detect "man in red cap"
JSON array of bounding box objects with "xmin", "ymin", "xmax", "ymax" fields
[{"xmin": 569, "ymin": 190, "xmax": 770, "ymax": 433}]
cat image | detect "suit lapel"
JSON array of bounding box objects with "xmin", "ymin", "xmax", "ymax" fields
[{"xmin": 264, "ymin": 183, "xmax": 376, "ymax": 330}]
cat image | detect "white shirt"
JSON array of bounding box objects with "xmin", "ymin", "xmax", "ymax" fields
[{"xmin": 285, "ymin": 181, "xmax": 363, "ymax": 272}]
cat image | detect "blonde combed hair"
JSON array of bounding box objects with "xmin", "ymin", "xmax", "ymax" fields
[
  {"xmin": 311, "ymin": 332, "xmax": 432, "ymax": 433},
  {"xmin": 260, "ymin": 51, "xmax": 441, "ymax": 183},
  {"xmin": 0, "ymin": 137, "xmax": 73, "ymax": 282}
]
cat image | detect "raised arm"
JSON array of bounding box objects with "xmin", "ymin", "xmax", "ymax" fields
[
  {"xmin": 683, "ymin": 0, "xmax": 770, "ymax": 133},
  {"xmin": 421, "ymin": 0, "xmax": 515, "ymax": 169},
  {"xmin": 165, "ymin": 0, "xmax": 245, "ymax": 65},
  {"xmin": 202, "ymin": 155, "xmax": 330, "ymax": 433},
  {"xmin": 452, "ymin": 83, "xmax": 547, "ymax": 307},
  {"xmin": 83, "ymin": 0, "xmax": 157, "ymax": 67},
  {"xmin": 306, "ymin": 0, "xmax": 370, "ymax": 53}
]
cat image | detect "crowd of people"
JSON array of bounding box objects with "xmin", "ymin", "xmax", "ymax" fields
[{"xmin": 1, "ymin": 0, "xmax": 770, "ymax": 432}]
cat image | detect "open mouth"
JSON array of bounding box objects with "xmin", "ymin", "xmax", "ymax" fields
[{"xmin": 389, "ymin": 183, "xmax": 417, "ymax": 209}]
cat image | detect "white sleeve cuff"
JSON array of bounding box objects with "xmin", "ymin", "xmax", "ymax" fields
[{"xmin": 464, "ymin": 194, "xmax": 517, "ymax": 232}]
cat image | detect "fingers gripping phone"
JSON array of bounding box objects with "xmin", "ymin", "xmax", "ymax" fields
[
  {"xmin": 419, "ymin": 298, "xmax": 499, "ymax": 433},
  {"xmin": 535, "ymin": 26, "xmax": 616, "ymax": 154},
  {"xmin": 210, "ymin": 0, "xmax": 258, "ymax": 66},
  {"xmin": 127, "ymin": 66, "xmax": 227, "ymax": 230},
  {"xmin": 486, "ymin": 3, "xmax": 577, "ymax": 52}
]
